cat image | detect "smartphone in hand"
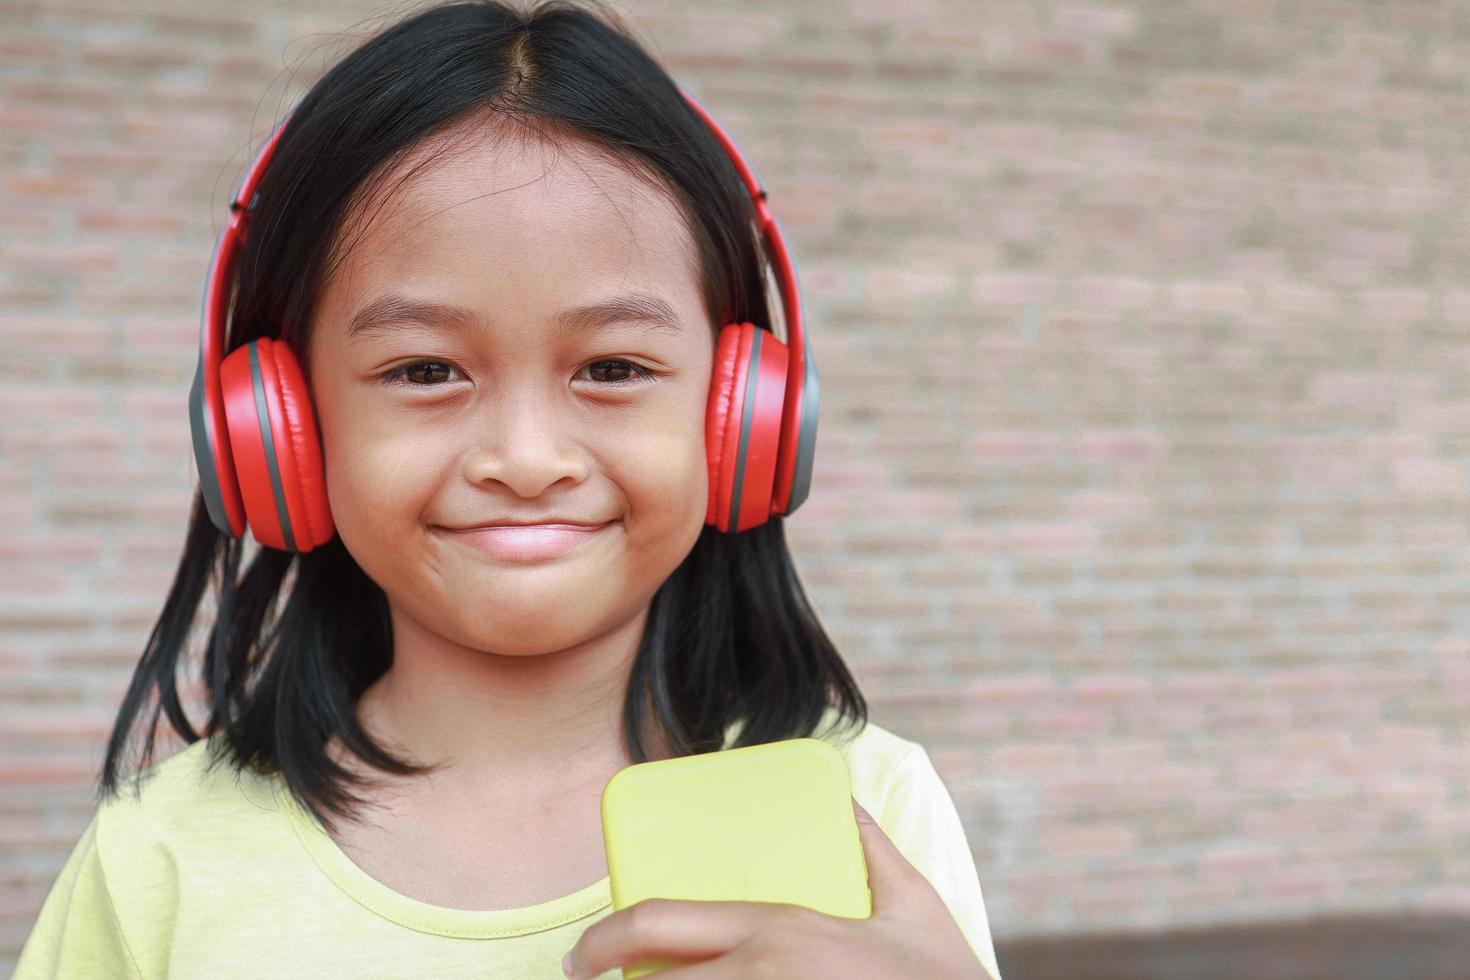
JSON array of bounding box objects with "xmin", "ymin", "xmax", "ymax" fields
[{"xmin": 599, "ymin": 737, "xmax": 872, "ymax": 978}]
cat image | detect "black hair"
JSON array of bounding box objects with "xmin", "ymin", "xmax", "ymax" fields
[{"xmin": 99, "ymin": 0, "xmax": 867, "ymax": 836}]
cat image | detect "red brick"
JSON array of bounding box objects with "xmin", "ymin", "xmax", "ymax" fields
[
  {"xmin": 1009, "ymin": 522, "xmax": 1096, "ymax": 555},
  {"xmin": 1073, "ymin": 276, "xmax": 1156, "ymax": 308},
  {"xmin": 1077, "ymin": 430, "xmax": 1166, "ymax": 464},
  {"xmin": 4, "ymin": 242, "xmax": 120, "ymax": 271},
  {"xmin": 966, "ymin": 431, "xmax": 1060, "ymax": 462}
]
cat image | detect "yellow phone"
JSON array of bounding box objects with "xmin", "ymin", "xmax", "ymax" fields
[{"xmin": 599, "ymin": 737, "xmax": 872, "ymax": 978}]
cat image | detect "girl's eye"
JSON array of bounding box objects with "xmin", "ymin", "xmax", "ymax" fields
[
  {"xmin": 378, "ymin": 359, "xmax": 655, "ymax": 389},
  {"xmin": 379, "ymin": 361, "xmax": 459, "ymax": 387},
  {"xmin": 582, "ymin": 359, "xmax": 655, "ymax": 386}
]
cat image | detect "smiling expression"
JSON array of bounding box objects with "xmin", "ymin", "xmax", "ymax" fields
[{"xmin": 301, "ymin": 117, "xmax": 719, "ymax": 655}]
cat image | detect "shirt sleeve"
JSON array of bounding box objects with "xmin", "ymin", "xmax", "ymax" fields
[
  {"xmin": 12, "ymin": 812, "xmax": 144, "ymax": 980},
  {"xmin": 877, "ymin": 745, "xmax": 1003, "ymax": 980}
]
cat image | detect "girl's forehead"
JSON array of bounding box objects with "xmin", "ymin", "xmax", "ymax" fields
[
  {"xmin": 310, "ymin": 127, "xmax": 708, "ymax": 352},
  {"xmin": 339, "ymin": 128, "xmax": 694, "ymax": 268}
]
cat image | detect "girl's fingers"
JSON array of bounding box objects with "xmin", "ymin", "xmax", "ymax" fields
[{"xmin": 566, "ymin": 898, "xmax": 766, "ymax": 980}]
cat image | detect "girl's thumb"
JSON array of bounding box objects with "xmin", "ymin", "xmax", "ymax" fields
[{"xmin": 851, "ymin": 797, "xmax": 924, "ymax": 915}]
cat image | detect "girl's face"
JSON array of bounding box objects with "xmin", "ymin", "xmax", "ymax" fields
[{"xmin": 303, "ymin": 124, "xmax": 716, "ymax": 657}]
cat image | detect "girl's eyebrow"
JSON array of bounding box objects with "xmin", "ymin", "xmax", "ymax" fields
[{"xmin": 345, "ymin": 291, "xmax": 684, "ymax": 339}]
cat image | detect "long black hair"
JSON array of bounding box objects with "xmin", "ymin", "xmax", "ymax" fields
[{"xmin": 99, "ymin": 0, "xmax": 867, "ymax": 835}]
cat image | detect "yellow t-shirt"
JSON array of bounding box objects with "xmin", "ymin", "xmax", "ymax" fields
[{"xmin": 15, "ymin": 713, "xmax": 1002, "ymax": 980}]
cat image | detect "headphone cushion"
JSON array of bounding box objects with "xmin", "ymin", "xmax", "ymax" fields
[
  {"xmin": 260, "ymin": 338, "xmax": 334, "ymax": 550},
  {"xmin": 705, "ymin": 323, "xmax": 746, "ymax": 527}
]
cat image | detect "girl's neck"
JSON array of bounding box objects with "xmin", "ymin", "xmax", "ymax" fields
[{"xmin": 346, "ymin": 601, "xmax": 672, "ymax": 808}]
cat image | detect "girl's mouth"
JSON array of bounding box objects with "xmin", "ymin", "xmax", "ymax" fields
[{"xmin": 436, "ymin": 522, "xmax": 615, "ymax": 562}]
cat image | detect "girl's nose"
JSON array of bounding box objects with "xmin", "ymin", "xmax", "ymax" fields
[{"xmin": 460, "ymin": 396, "xmax": 591, "ymax": 497}]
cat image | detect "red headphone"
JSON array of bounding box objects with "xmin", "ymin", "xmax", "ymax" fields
[{"xmin": 188, "ymin": 84, "xmax": 818, "ymax": 553}]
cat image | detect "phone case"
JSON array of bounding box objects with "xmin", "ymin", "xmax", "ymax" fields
[{"xmin": 599, "ymin": 736, "xmax": 872, "ymax": 978}]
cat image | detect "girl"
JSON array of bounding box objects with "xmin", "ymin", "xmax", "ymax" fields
[{"xmin": 15, "ymin": 2, "xmax": 1002, "ymax": 978}]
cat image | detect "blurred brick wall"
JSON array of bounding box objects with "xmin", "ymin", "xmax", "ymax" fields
[{"xmin": 4, "ymin": 0, "xmax": 1470, "ymax": 969}]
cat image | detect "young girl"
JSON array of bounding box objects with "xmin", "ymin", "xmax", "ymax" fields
[{"xmin": 15, "ymin": 2, "xmax": 1002, "ymax": 977}]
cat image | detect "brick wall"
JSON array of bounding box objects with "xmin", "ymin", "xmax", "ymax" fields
[{"xmin": 4, "ymin": 0, "xmax": 1469, "ymax": 969}]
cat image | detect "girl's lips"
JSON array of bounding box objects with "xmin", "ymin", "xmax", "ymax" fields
[{"xmin": 438, "ymin": 522, "xmax": 614, "ymax": 562}]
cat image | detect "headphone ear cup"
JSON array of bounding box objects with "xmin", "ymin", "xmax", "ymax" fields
[
  {"xmin": 217, "ymin": 338, "xmax": 334, "ymax": 553},
  {"xmin": 705, "ymin": 321, "xmax": 790, "ymax": 533}
]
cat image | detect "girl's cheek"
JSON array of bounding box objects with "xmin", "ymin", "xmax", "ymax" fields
[
  {"xmin": 326, "ymin": 428, "xmax": 440, "ymax": 524},
  {"xmin": 613, "ymin": 427, "xmax": 703, "ymax": 488}
]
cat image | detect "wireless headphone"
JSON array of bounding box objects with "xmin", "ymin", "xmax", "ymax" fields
[{"xmin": 188, "ymin": 83, "xmax": 818, "ymax": 553}]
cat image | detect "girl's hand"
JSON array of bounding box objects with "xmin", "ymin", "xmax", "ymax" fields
[{"xmin": 562, "ymin": 798, "xmax": 989, "ymax": 980}]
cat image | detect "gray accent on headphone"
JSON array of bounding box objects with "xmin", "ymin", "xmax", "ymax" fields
[
  {"xmin": 728, "ymin": 328, "xmax": 763, "ymax": 531},
  {"xmin": 189, "ymin": 353, "xmax": 231, "ymax": 535},
  {"xmin": 788, "ymin": 329, "xmax": 818, "ymax": 514},
  {"xmin": 777, "ymin": 216, "xmax": 816, "ymax": 516},
  {"xmin": 248, "ymin": 343, "xmax": 297, "ymax": 552},
  {"xmin": 191, "ymin": 228, "xmax": 232, "ymax": 535}
]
